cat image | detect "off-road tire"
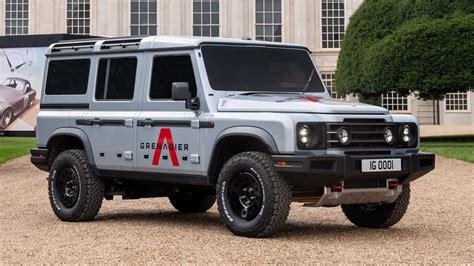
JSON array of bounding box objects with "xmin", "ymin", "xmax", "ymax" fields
[
  {"xmin": 216, "ymin": 152, "xmax": 291, "ymax": 238},
  {"xmin": 48, "ymin": 149, "xmax": 104, "ymax": 221},
  {"xmin": 341, "ymin": 184, "xmax": 410, "ymax": 228},
  {"xmin": 169, "ymin": 192, "xmax": 215, "ymax": 213}
]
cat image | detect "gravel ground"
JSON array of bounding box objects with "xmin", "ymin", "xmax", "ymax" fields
[{"xmin": 1, "ymin": 155, "xmax": 473, "ymax": 264}]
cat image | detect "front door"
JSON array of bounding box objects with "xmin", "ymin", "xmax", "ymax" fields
[{"xmin": 136, "ymin": 52, "xmax": 202, "ymax": 176}]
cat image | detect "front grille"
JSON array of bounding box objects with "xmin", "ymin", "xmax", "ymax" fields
[{"xmin": 326, "ymin": 121, "xmax": 394, "ymax": 150}]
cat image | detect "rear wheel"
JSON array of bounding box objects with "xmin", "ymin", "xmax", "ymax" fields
[
  {"xmin": 169, "ymin": 192, "xmax": 215, "ymax": 213},
  {"xmin": 216, "ymin": 152, "xmax": 291, "ymax": 238},
  {"xmin": 48, "ymin": 149, "xmax": 104, "ymax": 221},
  {"xmin": 342, "ymin": 184, "xmax": 410, "ymax": 228}
]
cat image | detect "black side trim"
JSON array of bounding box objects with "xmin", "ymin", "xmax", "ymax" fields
[
  {"xmin": 199, "ymin": 121, "xmax": 215, "ymax": 128},
  {"xmin": 76, "ymin": 119, "xmax": 125, "ymax": 126},
  {"xmin": 40, "ymin": 103, "xmax": 89, "ymax": 110},
  {"xmin": 94, "ymin": 168, "xmax": 211, "ymax": 186},
  {"xmin": 137, "ymin": 119, "xmax": 191, "ymax": 127}
]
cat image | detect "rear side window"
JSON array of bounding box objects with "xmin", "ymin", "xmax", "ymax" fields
[
  {"xmin": 149, "ymin": 55, "xmax": 197, "ymax": 99},
  {"xmin": 45, "ymin": 59, "xmax": 90, "ymax": 95},
  {"xmin": 95, "ymin": 57, "xmax": 137, "ymax": 100}
]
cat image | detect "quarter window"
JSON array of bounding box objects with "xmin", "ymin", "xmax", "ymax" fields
[
  {"xmin": 381, "ymin": 91, "xmax": 409, "ymax": 112},
  {"xmin": 5, "ymin": 0, "xmax": 29, "ymax": 35},
  {"xmin": 193, "ymin": 0, "xmax": 219, "ymax": 37},
  {"xmin": 322, "ymin": 0, "xmax": 345, "ymax": 48},
  {"xmin": 131, "ymin": 0, "xmax": 158, "ymax": 36},
  {"xmin": 45, "ymin": 59, "xmax": 90, "ymax": 95},
  {"xmin": 150, "ymin": 56, "xmax": 197, "ymax": 99},
  {"xmin": 255, "ymin": 0, "xmax": 282, "ymax": 42},
  {"xmin": 66, "ymin": 0, "xmax": 90, "ymax": 34},
  {"xmin": 95, "ymin": 58, "xmax": 137, "ymax": 100},
  {"xmin": 445, "ymin": 92, "xmax": 470, "ymax": 111}
]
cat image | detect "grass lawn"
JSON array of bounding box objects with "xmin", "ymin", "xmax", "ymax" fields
[
  {"xmin": 420, "ymin": 135, "xmax": 474, "ymax": 164},
  {"xmin": 0, "ymin": 137, "xmax": 36, "ymax": 164}
]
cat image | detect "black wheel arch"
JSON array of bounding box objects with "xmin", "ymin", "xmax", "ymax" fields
[
  {"xmin": 46, "ymin": 128, "xmax": 96, "ymax": 170},
  {"xmin": 207, "ymin": 127, "xmax": 279, "ymax": 182}
]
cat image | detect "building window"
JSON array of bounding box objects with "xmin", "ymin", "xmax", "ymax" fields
[
  {"xmin": 193, "ymin": 0, "xmax": 219, "ymax": 37},
  {"xmin": 322, "ymin": 0, "xmax": 345, "ymax": 48},
  {"xmin": 445, "ymin": 92, "xmax": 470, "ymax": 111},
  {"xmin": 381, "ymin": 91, "xmax": 409, "ymax": 112},
  {"xmin": 66, "ymin": 0, "xmax": 90, "ymax": 34},
  {"xmin": 4, "ymin": 0, "xmax": 29, "ymax": 35},
  {"xmin": 131, "ymin": 0, "xmax": 157, "ymax": 36},
  {"xmin": 255, "ymin": 0, "xmax": 282, "ymax": 42},
  {"xmin": 321, "ymin": 72, "xmax": 343, "ymax": 98}
]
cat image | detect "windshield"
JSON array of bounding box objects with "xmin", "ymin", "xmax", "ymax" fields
[{"xmin": 201, "ymin": 45, "xmax": 325, "ymax": 93}]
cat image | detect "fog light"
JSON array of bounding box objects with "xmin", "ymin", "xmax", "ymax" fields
[
  {"xmin": 384, "ymin": 127, "xmax": 395, "ymax": 144},
  {"xmin": 337, "ymin": 127, "xmax": 350, "ymax": 145}
]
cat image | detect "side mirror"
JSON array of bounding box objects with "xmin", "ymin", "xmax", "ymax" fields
[
  {"xmin": 171, "ymin": 82, "xmax": 199, "ymax": 110},
  {"xmin": 172, "ymin": 82, "xmax": 191, "ymax": 101}
]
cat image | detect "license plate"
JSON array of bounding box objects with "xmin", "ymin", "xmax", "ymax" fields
[{"xmin": 361, "ymin": 159, "xmax": 401, "ymax": 172}]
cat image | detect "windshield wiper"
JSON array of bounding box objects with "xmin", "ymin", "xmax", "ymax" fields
[{"xmin": 302, "ymin": 68, "xmax": 315, "ymax": 95}]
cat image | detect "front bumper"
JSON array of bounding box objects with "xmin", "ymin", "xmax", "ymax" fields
[{"xmin": 272, "ymin": 152, "xmax": 435, "ymax": 188}]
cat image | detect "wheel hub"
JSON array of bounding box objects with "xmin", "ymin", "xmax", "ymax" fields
[
  {"xmin": 56, "ymin": 166, "xmax": 80, "ymax": 208},
  {"xmin": 228, "ymin": 172, "xmax": 263, "ymax": 221}
]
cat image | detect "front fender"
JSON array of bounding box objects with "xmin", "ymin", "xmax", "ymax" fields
[{"xmin": 215, "ymin": 126, "xmax": 279, "ymax": 153}]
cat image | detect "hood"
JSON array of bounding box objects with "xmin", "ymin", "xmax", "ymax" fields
[
  {"xmin": 217, "ymin": 94, "xmax": 388, "ymax": 114},
  {"xmin": 0, "ymin": 85, "xmax": 20, "ymax": 100}
]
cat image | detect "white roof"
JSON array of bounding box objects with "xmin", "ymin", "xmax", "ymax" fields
[{"xmin": 48, "ymin": 35, "xmax": 309, "ymax": 56}]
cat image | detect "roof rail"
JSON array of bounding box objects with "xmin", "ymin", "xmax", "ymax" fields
[
  {"xmin": 100, "ymin": 37, "xmax": 143, "ymax": 50},
  {"xmin": 51, "ymin": 40, "xmax": 96, "ymax": 53}
]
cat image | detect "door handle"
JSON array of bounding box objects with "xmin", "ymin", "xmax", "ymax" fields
[{"xmin": 138, "ymin": 118, "xmax": 153, "ymax": 127}]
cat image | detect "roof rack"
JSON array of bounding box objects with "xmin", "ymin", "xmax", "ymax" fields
[
  {"xmin": 100, "ymin": 37, "xmax": 143, "ymax": 50},
  {"xmin": 51, "ymin": 40, "xmax": 96, "ymax": 53}
]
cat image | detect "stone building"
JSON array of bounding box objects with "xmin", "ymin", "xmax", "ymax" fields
[{"xmin": 1, "ymin": 0, "xmax": 472, "ymax": 125}]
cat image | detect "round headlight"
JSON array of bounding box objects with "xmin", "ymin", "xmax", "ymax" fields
[
  {"xmin": 384, "ymin": 127, "xmax": 395, "ymax": 144},
  {"xmin": 337, "ymin": 127, "xmax": 350, "ymax": 145},
  {"xmin": 298, "ymin": 125, "xmax": 312, "ymax": 145},
  {"xmin": 402, "ymin": 125, "xmax": 413, "ymax": 143}
]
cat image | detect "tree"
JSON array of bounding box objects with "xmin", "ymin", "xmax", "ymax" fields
[{"xmin": 335, "ymin": 0, "xmax": 474, "ymax": 102}]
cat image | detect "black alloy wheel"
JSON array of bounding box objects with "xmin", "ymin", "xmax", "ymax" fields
[
  {"xmin": 228, "ymin": 171, "xmax": 263, "ymax": 221},
  {"xmin": 55, "ymin": 166, "xmax": 80, "ymax": 208}
]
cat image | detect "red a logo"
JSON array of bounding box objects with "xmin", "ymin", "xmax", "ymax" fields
[{"xmin": 152, "ymin": 128, "xmax": 180, "ymax": 167}]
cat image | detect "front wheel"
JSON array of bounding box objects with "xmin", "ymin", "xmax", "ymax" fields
[
  {"xmin": 216, "ymin": 152, "xmax": 291, "ymax": 238},
  {"xmin": 48, "ymin": 149, "xmax": 104, "ymax": 221},
  {"xmin": 0, "ymin": 109, "xmax": 13, "ymax": 129},
  {"xmin": 341, "ymin": 184, "xmax": 410, "ymax": 228}
]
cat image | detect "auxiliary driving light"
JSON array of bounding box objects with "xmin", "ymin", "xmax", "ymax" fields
[
  {"xmin": 298, "ymin": 125, "xmax": 312, "ymax": 145},
  {"xmin": 337, "ymin": 127, "xmax": 350, "ymax": 145},
  {"xmin": 402, "ymin": 125, "xmax": 413, "ymax": 143},
  {"xmin": 384, "ymin": 127, "xmax": 395, "ymax": 144}
]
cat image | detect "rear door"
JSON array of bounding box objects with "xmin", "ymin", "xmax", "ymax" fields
[
  {"xmin": 136, "ymin": 51, "xmax": 202, "ymax": 176},
  {"xmin": 80, "ymin": 54, "xmax": 143, "ymax": 171}
]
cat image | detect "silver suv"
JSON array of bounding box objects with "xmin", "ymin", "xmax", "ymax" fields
[{"xmin": 31, "ymin": 36, "xmax": 435, "ymax": 237}]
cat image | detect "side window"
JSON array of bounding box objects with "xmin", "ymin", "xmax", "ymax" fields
[
  {"xmin": 95, "ymin": 57, "xmax": 137, "ymax": 100},
  {"xmin": 149, "ymin": 55, "xmax": 197, "ymax": 99},
  {"xmin": 45, "ymin": 59, "xmax": 90, "ymax": 95}
]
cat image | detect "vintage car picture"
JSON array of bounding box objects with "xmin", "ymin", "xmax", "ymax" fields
[{"xmin": 0, "ymin": 77, "xmax": 37, "ymax": 129}]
